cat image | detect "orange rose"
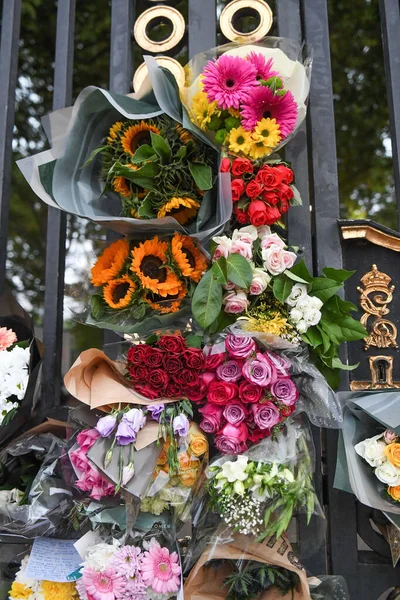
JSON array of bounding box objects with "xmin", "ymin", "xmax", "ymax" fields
[
  {"xmin": 385, "ymin": 443, "xmax": 400, "ymax": 467},
  {"xmin": 179, "ymin": 468, "xmax": 198, "ymax": 487},
  {"xmin": 388, "ymin": 485, "xmax": 400, "ymax": 502},
  {"xmin": 188, "ymin": 423, "xmax": 208, "ymax": 457},
  {"xmin": 178, "ymin": 452, "xmax": 192, "ymax": 470},
  {"xmin": 157, "ymin": 440, "xmax": 171, "ymax": 466}
]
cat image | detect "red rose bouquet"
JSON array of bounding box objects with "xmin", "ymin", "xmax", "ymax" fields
[{"xmin": 220, "ymin": 156, "xmax": 301, "ymax": 227}]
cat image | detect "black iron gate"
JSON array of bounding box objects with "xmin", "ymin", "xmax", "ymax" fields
[{"xmin": 1, "ymin": 0, "xmax": 400, "ymax": 597}]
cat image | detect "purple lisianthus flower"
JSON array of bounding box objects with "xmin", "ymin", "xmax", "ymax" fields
[
  {"xmin": 225, "ymin": 334, "xmax": 256, "ymax": 359},
  {"xmin": 124, "ymin": 408, "xmax": 146, "ymax": 431},
  {"xmin": 223, "ymin": 402, "xmax": 246, "ymax": 425},
  {"xmin": 147, "ymin": 404, "xmax": 165, "ymax": 422},
  {"xmin": 217, "ymin": 360, "xmax": 243, "ymax": 383},
  {"xmin": 173, "ymin": 414, "xmax": 190, "ymax": 437},
  {"xmin": 251, "ymin": 402, "xmax": 280, "ymax": 430},
  {"xmin": 116, "ymin": 420, "xmax": 137, "ymax": 445},
  {"xmin": 95, "ymin": 414, "xmax": 117, "ymax": 437},
  {"xmin": 242, "ymin": 353, "xmax": 276, "ymax": 387},
  {"xmin": 270, "ymin": 377, "xmax": 299, "ymax": 406}
]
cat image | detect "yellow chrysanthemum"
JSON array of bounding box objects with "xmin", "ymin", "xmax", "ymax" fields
[
  {"xmin": 157, "ymin": 197, "xmax": 200, "ymax": 225},
  {"xmin": 191, "ymin": 90, "xmax": 220, "ymax": 130},
  {"xmin": 121, "ymin": 121, "xmax": 160, "ymax": 155},
  {"xmin": 9, "ymin": 583, "xmax": 33, "ymax": 599},
  {"xmin": 41, "ymin": 581, "xmax": 78, "ymax": 600},
  {"xmin": 228, "ymin": 126, "xmax": 252, "ymax": 155},
  {"xmin": 171, "ymin": 233, "xmax": 208, "ymax": 282},
  {"xmin": 107, "ymin": 120, "xmax": 124, "ymax": 144},
  {"xmin": 244, "ymin": 313, "xmax": 292, "ymax": 337},
  {"xmin": 130, "ymin": 237, "xmax": 181, "ymax": 297},
  {"xmin": 252, "ymin": 117, "xmax": 281, "ymax": 147},
  {"xmin": 143, "ymin": 284, "xmax": 187, "ymax": 314},
  {"xmin": 91, "ymin": 239, "xmax": 130, "ymax": 286},
  {"xmin": 103, "ymin": 274, "xmax": 136, "ymax": 309}
]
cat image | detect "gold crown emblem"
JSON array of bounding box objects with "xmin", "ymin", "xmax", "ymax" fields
[{"xmin": 359, "ymin": 264, "xmax": 395, "ymax": 292}]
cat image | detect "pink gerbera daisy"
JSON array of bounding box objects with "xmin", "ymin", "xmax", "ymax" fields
[
  {"xmin": 202, "ymin": 54, "xmax": 258, "ymax": 110},
  {"xmin": 247, "ymin": 52, "xmax": 278, "ymax": 81},
  {"xmin": 141, "ymin": 541, "xmax": 181, "ymax": 595},
  {"xmin": 82, "ymin": 566, "xmax": 125, "ymax": 600},
  {"xmin": 241, "ymin": 86, "xmax": 298, "ymax": 137},
  {"xmin": 0, "ymin": 327, "xmax": 17, "ymax": 351}
]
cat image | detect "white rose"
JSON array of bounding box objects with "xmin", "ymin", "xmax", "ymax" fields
[
  {"xmin": 309, "ymin": 295, "xmax": 323, "ymax": 310},
  {"xmin": 286, "ymin": 283, "xmax": 308, "ymax": 307},
  {"xmin": 232, "ymin": 225, "xmax": 258, "ymax": 244},
  {"xmin": 213, "ymin": 236, "xmax": 232, "ymax": 260},
  {"xmin": 257, "ymin": 225, "xmax": 271, "ymax": 239},
  {"xmin": 289, "ymin": 308, "xmax": 303, "ymax": 324},
  {"xmin": 303, "ymin": 307, "xmax": 322, "ymax": 327},
  {"xmin": 263, "ymin": 246, "xmax": 286, "ymax": 275},
  {"xmin": 223, "ymin": 290, "xmax": 250, "ymax": 314},
  {"xmin": 296, "ymin": 319, "xmax": 308, "ymax": 334},
  {"xmin": 249, "ymin": 267, "xmax": 271, "ymax": 295},
  {"xmin": 375, "ymin": 462, "xmax": 400, "ymax": 486},
  {"xmin": 295, "ymin": 295, "xmax": 313, "ymax": 311},
  {"xmin": 261, "ymin": 233, "xmax": 286, "ymax": 251},
  {"xmin": 355, "ymin": 434, "xmax": 387, "ymax": 467}
]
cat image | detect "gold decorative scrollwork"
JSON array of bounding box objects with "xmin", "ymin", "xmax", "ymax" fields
[
  {"xmin": 220, "ymin": 0, "xmax": 273, "ymax": 43},
  {"xmin": 357, "ymin": 264, "xmax": 398, "ymax": 350},
  {"xmin": 133, "ymin": 6, "xmax": 185, "ymax": 53}
]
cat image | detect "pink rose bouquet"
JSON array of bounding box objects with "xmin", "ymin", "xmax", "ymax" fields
[{"xmin": 70, "ymin": 429, "xmax": 115, "ymax": 501}]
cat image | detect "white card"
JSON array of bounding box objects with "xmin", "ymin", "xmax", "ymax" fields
[
  {"xmin": 25, "ymin": 538, "xmax": 82, "ymax": 582},
  {"xmin": 74, "ymin": 531, "xmax": 102, "ymax": 560}
]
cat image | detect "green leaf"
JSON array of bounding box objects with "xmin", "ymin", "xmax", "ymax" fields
[
  {"xmin": 130, "ymin": 144, "xmax": 156, "ymax": 163},
  {"xmin": 331, "ymin": 357, "xmax": 360, "ymax": 370},
  {"xmin": 289, "ymin": 259, "xmax": 313, "ymax": 283},
  {"xmin": 322, "ymin": 267, "xmax": 355, "ymax": 283},
  {"xmin": 302, "ymin": 327, "xmax": 323, "ymax": 349},
  {"xmin": 272, "ymin": 274, "xmax": 294, "ymax": 303},
  {"xmin": 310, "ymin": 277, "xmax": 343, "ymax": 303},
  {"xmin": 290, "ymin": 184, "xmax": 302, "ymax": 206},
  {"xmin": 112, "ymin": 161, "xmax": 159, "ymax": 189},
  {"xmin": 82, "ymin": 145, "xmax": 110, "ymax": 167},
  {"xmin": 208, "ymin": 311, "xmax": 237, "ymax": 335},
  {"xmin": 91, "ymin": 294, "xmax": 105, "ymax": 320},
  {"xmin": 150, "ymin": 132, "xmax": 171, "ymax": 164},
  {"xmin": 188, "ymin": 161, "xmax": 213, "ymax": 190},
  {"xmin": 192, "ymin": 269, "xmax": 223, "ymax": 329},
  {"xmin": 333, "ymin": 314, "xmax": 368, "ymax": 341},
  {"xmin": 131, "ymin": 304, "xmax": 146, "ymax": 319},
  {"xmin": 211, "ymin": 257, "xmax": 228, "ymax": 284},
  {"xmin": 283, "ymin": 269, "xmax": 310, "ymax": 284},
  {"xmin": 324, "ymin": 295, "xmax": 358, "ymax": 314},
  {"xmin": 137, "ymin": 194, "xmax": 155, "ymax": 218},
  {"xmin": 176, "ymin": 145, "xmax": 187, "ymax": 159},
  {"xmin": 145, "ymin": 334, "xmax": 158, "ymax": 345},
  {"xmin": 185, "ymin": 334, "xmax": 203, "ymax": 348},
  {"xmin": 317, "ymin": 325, "xmax": 332, "ymax": 354},
  {"xmin": 226, "ymin": 253, "xmax": 253, "ymax": 288}
]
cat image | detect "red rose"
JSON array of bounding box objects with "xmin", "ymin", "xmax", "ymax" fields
[
  {"xmin": 157, "ymin": 335, "xmax": 186, "ymax": 354},
  {"xmin": 199, "ymin": 403, "xmax": 224, "ymax": 433},
  {"xmin": 247, "ymin": 200, "xmax": 269, "ymax": 226},
  {"xmin": 149, "ymin": 369, "xmax": 169, "ymax": 389},
  {"xmin": 275, "ymin": 164, "xmax": 294, "ymax": 184},
  {"xmin": 127, "ymin": 344, "xmax": 150, "ymax": 365},
  {"xmin": 278, "ymin": 183, "xmax": 294, "ymax": 202},
  {"xmin": 184, "ymin": 348, "xmax": 205, "ymax": 370},
  {"xmin": 246, "ymin": 180, "xmax": 263, "ymax": 199},
  {"xmin": 220, "ymin": 157, "xmax": 231, "ymax": 173},
  {"xmin": 204, "ymin": 352, "xmax": 226, "ymax": 370},
  {"xmin": 280, "ymin": 404, "xmax": 296, "ymax": 417},
  {"xmin": 231, "ymin": 178, "xmax": 246, "ymax": 202},
  {"xmin": 239, "ymin": 381, "xmax": 264, "ymax": 404},
  {"xmin": 207, "ymin": 380, "xmax": 238, "ymax": 405},
  {"xmin": 231, "ymin": 157, "xmax": 253, "ymax": 176},
  {"xmin": 280, "ymin": 199, "xmax": 290, "ymax": 214},
  {"xmin": 263, "ymin": 205, "xmax": 282, "ymax": 225},
  {"xmin": 129, "ymin": 365, "xmax": 147, "ymax": 381},
  {"xmin": 247, "ymin": 426, "xmax": 268, "ymax": 443},
  {"xmin": 255, "ymin": 165, "xmax": 284, "ymax": 190},
  {"xmin": 165, "ymin": 381, "xmax": 182, "ymax": 398},
  {"xmin": 164, "ymin": 356, "xmax": 183, "ymax": 374},
  {"xmin": 144, "ymin": 348, "xmax": 164, "ymax": 368},
  {"xmin": 262, "ymin": 190, "xmax": 280, "ymax": 206},
  {"xmin": 187, "ymin": 386, "xmax": 207, "ymax": 403},
  {"xmin": 233, "ymin": 205, "xmax": 250, "ymax": 225},
  {"xmin": 200, "ymin": 371, "xmax": 217, "ymax": 387},
  {"xmin": 133, "ymin": 382, "xmax": 160, "ymax": 400},
  {"xmin": 175, "ymin": 369, "xmax": 200, "ymax": 388}
]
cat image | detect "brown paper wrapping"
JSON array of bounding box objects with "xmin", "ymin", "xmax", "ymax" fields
[
  {"xmin": 184, "ymin": 533, "xmax": 311, "ymax": 600},
  {"xmin": 14, "ymin": 418, "xmax": 68, "ymax": 441},
  {"xmin": 64, "ymin": 348, "xmax": 184, "ymax": 411}
]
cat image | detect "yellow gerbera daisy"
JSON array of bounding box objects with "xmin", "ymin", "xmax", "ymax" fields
[
  {"xmin": 191, "ymin": 90, "xmax": 220, "ymax": 130},
  {"xmin": 228, "ymin": 126, "xmax": 252, "ymax": 155},
  {"xmin": 103, "ymin": 275, "xmax": 136, "ymax": 309},
  {"xmin": 121, "ymin": 121, "xmax": 160, "ymax": 155},
  {"xmin": 107, "ymin": 120, "xmax": 124, "ymax": 144},
  {"xmin": 157, "ymin": 197, "xmax": 200, "ymax": 225},
  {"xmin": 252, "ymin": 117, "xmax": 281, "ymax": 148},
  {"xmin": 130, "ymin": 237, "xmax": 181, "ymax": 297},
  {"xmin": 91, "ymin": 239, "xmax": 130, "ymax": 286},
  {"xmin": 171, "ymin": 233, "xmax": 208, "ymax": 282}
]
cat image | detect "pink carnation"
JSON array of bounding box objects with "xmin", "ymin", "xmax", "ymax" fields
[{"xmin": 0, "ymin": 327, "xmax": 17, "ymax": 351}]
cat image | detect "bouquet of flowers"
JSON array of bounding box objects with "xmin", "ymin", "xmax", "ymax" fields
[
  {"xmin": 195, "ymin": 333, "xmax": 299, "ymax": 453},
  {"xmin": 9, "ymin": 555, "xmax": 78, "ymax": 600},
  {"xmin": 0, "ymin": 327, "xmax": 30, "ymax": 428},
  {"xmin": 191, "ymin": 224, "xmax": 367, "ymax": 387},
  {"xmin": 220, "ymin": 156, "xmax": 301, "ymax": 227},
  {"xmin": 76, "ymin": 536, "xmax": 182, "ymax": 600},
  {"xmin": 87, "ymin": 233, "xmax": 208, "ymax": 332}
]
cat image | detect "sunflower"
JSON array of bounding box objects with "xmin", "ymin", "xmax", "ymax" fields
[
  {"xmin": 171, "ymin": 234, "xmax": 208, "ymax": 282},
  {"xmin": 228, "ymin": 126, "xmax": 252, "ymax": 155},
  {"xmin": 175, "ymin": 124, "xmax": 193, "ymax": 144},
  {"xmin": 130, "ymin": 237, "xmax": 181, "ymax": 297},
  {"xmin": 143, "ymin": 284, "xmax": 187, "ymax": 314},
  {"xmin": 91, "ymin": 239, "xmax": 130, "ymax": 286},
  {"xmin": 191, "ymin": 90, "xmax": 220, "ymax": 130},
  {"xmin": 121, "ymin": 121, "xmax": 160, "ymax": 155},
  {"xmin": 157, "ymin": 197, "xmax": 200, "ymax": 225},
  {"xmin": 107, "ymin": 120, "xmax": 124, "ymax": 144},
  {"xmin": 252, "ymin": 117, "xmax": 281, "ymax": 148},
  {"xmin": 112, "ymin": 175, "xmax": 131, "ymax": 197},
  {"xmin": 103, "ymin": 275, "xmax": 136, "ymax": 309}
]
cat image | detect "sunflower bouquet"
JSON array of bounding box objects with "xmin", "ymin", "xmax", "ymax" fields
[
  {"xmin": 88, "ymin": 233, "xmax": 208, "ymax": 332},
  {"xmin": 91, "ymin": 114, "xmax": 217, "ymax": 225}
]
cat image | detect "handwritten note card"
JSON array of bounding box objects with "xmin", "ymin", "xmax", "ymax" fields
[{"xmin": 26, "ymin": 538, "xmax": 82, "ymax": 582}]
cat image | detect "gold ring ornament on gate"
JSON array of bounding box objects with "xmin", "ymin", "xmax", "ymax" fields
[
  {"xmin": 219, "ymin": 0, "xmax": 273, "ymax": 43},
  {"xmin": 133, "ymin": 56, "xmax": 185, "ymax": 93},
  {"xmin": 134, "ymin": 6, "xmax": 185, "ymax": 53}
]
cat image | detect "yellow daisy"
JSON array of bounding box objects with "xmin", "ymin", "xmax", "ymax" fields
[
  {"xmin": 247, "ymin": 140, "xmax": 274, "ymax": 160},
  {"xmin": 191, "ymin": 90, "xmax": 220, "ymax": 130},
  {"xmin": 228, "ymin": 126, "xmax": 252, "ymax": 155},
  {"xmin": 252, "ymin": 117, "xmax": 281, "ymax": 147}
]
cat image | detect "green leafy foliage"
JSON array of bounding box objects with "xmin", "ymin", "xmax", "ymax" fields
[
  {"xmin": 226, "ymin": 254, "xmax": 253, "ymax": 288},
  {"xmin": 191, "ymin": 269, "xmax": 223, "ymax": 330},
  {"xmin": 188, "ymin": 161, "xmax": 213, "ymax": 190}
]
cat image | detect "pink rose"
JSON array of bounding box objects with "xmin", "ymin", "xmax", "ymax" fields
[
  {"xmin": 199, "ymin": 403, "xmax": 224, "ymax": 433},
  {"xmin": 223, "ymin": 290, "xmax": 249, "ymax": 314},
  {"xmin": 242, "ymin": 353, "xmax": 277, "ymax": 387},
  {"xmin": 231, "ymin": 239, "xmax": 253, "ymax": 260},
  {"xmin": 201, "ymin": 371, "xmax": 217, "ymax": 387},
  {"xmin": 282, "ymin": 250, "xmax": 297, "ymax": 270},
  {"xmin": 213, "ymin": 237, "xmax": 233, "ymax": 260},
  {"xmin": 76, "ymin": 429, "xmax": 100, "ymax": 453},
  {"xmin": 215, "ymin": 422, "xmax": 248, "ymax": 454},
  {"xmin": 217, "ymin": 359, "xmax": 243, "ymax": 382},
  {"xmin": 207, "ymin": 380, "xmax": 239, "ymax": 405},
  {"xmin": 270, "ymin": 377, "xmax": 299, "ymax": 406},
  {"xmin": 70, "ymin": 449, "xmax": 90, "ymax": 474},
  {"xmin": 225, "ymin": 334, "xmax": 256, "ymax": 359},
  {"xmin": 262, "ymin": 246, "xmax": 286, "ymax": 276},
  {"xmin": 251, "ymin": 402, "xmax": 281, "ymax": 429},
  {"xmin": 239, "ymin": 381, "xmax": 264, "ymax": 404},
  {"xmin": 223, "ymin": 402, "xmax": 247, "ymax": 425},
  {"xmin": 264, "ymin": 351, "xmax": 291, "ymax": 377},
  {"xmin": 384, "ymin": 429, "xmax": 399, "ymax": 444},
  {"xmin": 249, "ymin": 268, "xmax": 271, "ymax": 296},
  {"xmin": 261, "ymin": 233, "xmax": 286, "ymax": 250}
]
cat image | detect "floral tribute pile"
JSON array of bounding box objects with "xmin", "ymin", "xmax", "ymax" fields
[{"xmin": 0, "ymin": 326, "xmax": 30, "ymax": 427}]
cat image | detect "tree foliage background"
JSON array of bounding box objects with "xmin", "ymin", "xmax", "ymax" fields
[{"xmin": 1, "ymin": 0, "xmax": 395, "ymax": 329}]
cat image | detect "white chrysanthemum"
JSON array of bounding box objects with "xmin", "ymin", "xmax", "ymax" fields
[{"xmin": 83, "ymin": 541, "xmax": 120, "ymax": 570}]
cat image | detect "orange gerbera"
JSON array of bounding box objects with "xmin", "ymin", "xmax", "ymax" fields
[
  {"xmin": 121, "ymin": 121, "xmax": 160, "ymax": 155},
  {"xmin": 91, "ymin": 239, "xmax": 130, "ymax": 286},
  {"xmin": 157, "ymin": 197, "xmax": 200, "ymax": 225},
  {"xmin": 171, "ymin": 233, "xmax": 208, "ymax": 282},
  {"xmin": 130, "ymin": 237, "xmax": 181, "ymax": 297},
  {"xmin": 103, "ymin": 275, "xmax": 136, "ymax": 309},
  {"xmin": 143, "ymin": 284, "xmax": 187, "ymax": 314}
]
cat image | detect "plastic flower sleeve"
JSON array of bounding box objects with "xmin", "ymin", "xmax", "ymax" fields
[{"xmin": 180, "ymin": 37, "xmax": 312, "ymax": 159}]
